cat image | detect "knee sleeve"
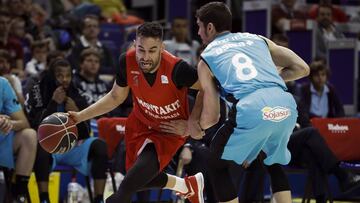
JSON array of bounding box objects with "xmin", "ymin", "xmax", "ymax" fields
[{"xmin": 266, "ymin": 164, "xmax": 290, "ymax": 193}]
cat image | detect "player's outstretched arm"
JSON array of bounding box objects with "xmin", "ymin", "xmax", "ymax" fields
[
  {"xmin": 197, "ymin": 60, "xmax": 220, "ymax": 130},
  {"xmin": 69, "ymin": 82, "xmax": 130, "ymax": 124},
  {"xmin": 263, "ymin": 37, "xmax": 310, "ymax": 82}
]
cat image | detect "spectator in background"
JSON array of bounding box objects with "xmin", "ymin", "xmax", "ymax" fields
[
  {"xmin": 23, "ymin": 50, "xmax": 65, "ymax": 97},
  {"xmin": 0, "ymin": 50, "xmax": 24, "ymax": 106},
  {"xmin": 0, "ymin": 77, "xmax": 37, "ymax": 203},
  {"xmin": 271, "ymin": 0, "xmax": 308, "ymax": 34},
  {"xmin": 308, "ymin": 0, "xmax": 348, "ymax": 23},
  {"xmin": 68, "ymin": 14, "xmax": 116, "ymax": 75},
  {"xmin": 300, "ymin": 61, "xmax": 345, "ymax": 118},
  {"xmin": 25, "ymin": 59, "xmax": 108, "ymax": 203},
  {"xmin": 0, "ymin": 10, "xmax": 24, "ymax": 80},
  {"xmin": 25, "ymin": 40, "xmax": 49, "ymax": 77},
  {"xmin": 314, "ymin": 3, "xmax": 345, "ymax": 59},
  {"xmin": 89, "ymin": 0, "xmax": 144, "ymax": 25},
  {"xmin": 73, "ymin": 48, "xmax": 109, "ymax": 107},
  {"xmin": 10, "ymin": 17, "xmax": 33, "ymax": 64},
  {"xmin": 164, "ymin": 17, "xmax": 200, "ymax": 67}
]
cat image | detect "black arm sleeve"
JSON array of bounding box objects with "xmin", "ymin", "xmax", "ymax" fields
[
  {"xmin": 172, "ymin": 60, "xmax": 198, "ymax": 89},
  {"xmin": 115, "ymin": 53, "xmax": 127, "ymax": 87}
]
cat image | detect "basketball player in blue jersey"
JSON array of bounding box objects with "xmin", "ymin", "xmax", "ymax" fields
[{"xmin": 187, "ymin": 2, "xmax": 310, "ymax": 203}]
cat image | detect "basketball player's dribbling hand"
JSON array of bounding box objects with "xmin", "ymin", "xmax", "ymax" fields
[
  {"xmin": 159, "ymin": 119, "xmax": 189, "ymax": 136},
  {"xmin": 67, "ymin": 111, "xmax": 81, "ymax": 125}
]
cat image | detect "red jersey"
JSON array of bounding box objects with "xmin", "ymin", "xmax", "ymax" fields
[{"xmin": 124, "ymin": 49, "xmax": 190, "ymax": 171}]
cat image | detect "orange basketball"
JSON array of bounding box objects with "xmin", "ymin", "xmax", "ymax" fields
[{"xmin": 38, "ymin": 113, "xmax": 78, "ymax": 154}]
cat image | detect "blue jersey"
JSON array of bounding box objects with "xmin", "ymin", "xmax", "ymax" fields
[
  {"xmin": 0, "ymin": 77, "xmax": 21, "ymax": 136},
  {"xmin": 201, "ymin": 32, "xmax": 287, "ymax": 100}
]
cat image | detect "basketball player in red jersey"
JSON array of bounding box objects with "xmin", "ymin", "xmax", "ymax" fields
[{"xmin": 68, "ymin": 22, "xmax": 205, "ymax": 203}]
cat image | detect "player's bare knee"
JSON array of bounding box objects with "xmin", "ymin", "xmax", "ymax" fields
[{"xmin": 17, "ymin": 128, "xmax": 37, "ymax": 150}]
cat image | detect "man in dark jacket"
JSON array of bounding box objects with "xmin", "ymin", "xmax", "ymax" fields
[
  {"xmin": 25, "ymin": 59, "xmax": 108, "ymax": 203},
  {"xmin": 300, "ymin": 61, "xmax": 345, "ymax": 118}
]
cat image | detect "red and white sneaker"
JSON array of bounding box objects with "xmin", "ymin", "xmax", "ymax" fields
[{"xmin": 178, "ymin": 172, "xmax": 204, "ymax": 203}]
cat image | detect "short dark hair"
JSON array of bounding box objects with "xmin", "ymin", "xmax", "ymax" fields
[
  {"xmin": 0, "ymin": 49, "xmax": 11, "ymax": 62},
  {"xmin": 80, "ymin": 48, "xmax": 101, "ymax": 63},
  {"xmin": 271, "ymin": 34, "xmax": 289, "ymax": 44},
  {"xmin": 136, "ymin": 22, "xmax": 163, "ymax": 40},
  {"xmin": 46, "ymin": 50, "xmax": 65, "ymax": 65},
  {"xmin": 309, "ymin": 61, "xmax": 330, "ymax": 78},
  {"xmin": 81, "ymin": 14, "xmax": 99, "ymax": 30},
  {"xmin": 49, "ymin": 58, "xmax": 71, "ymax": 73},
  {"xmin": 317, "ymin": 3, "xmax": 333, "ymax": 15},
  {"xmin": 31, "ymin": 40, "xmax": 49, "ymax": 51},
  {"xmin": 196, "ymin": 2, "xmax": 232, "ymax": 33}
]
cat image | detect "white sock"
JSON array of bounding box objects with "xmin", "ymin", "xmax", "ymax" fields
[{"xmin": 165, "ymin": 174, "xmax": 188, "ymax": 194}]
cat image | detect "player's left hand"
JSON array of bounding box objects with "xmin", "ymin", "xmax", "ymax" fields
[
  {"xmin": 187, "ymin": 120, "xmax": 205, "ymax": 140},
  {"xmin": 159, "ymin": 119, "xmax": 189, "ymax": 136}
]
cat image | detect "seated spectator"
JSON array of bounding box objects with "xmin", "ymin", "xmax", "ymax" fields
[
  {"xmin": 9, "ymin": 17, "xmax": 33, "ymax": 64},
  {"xmin": 164, "ymin": 17, "xmax": 200, "ymax": 67},
  {"xmin": 0, "ymin": 50, "xmax": 24, "ymax": 105},
  {"xmin": 68, "ymin": 15, "xmax": 116, "ymax": 75},
  {"xmin": 300, "ymin": 61, "xmax": 345, "ymax": 118},
  {"xmin": 271, "ymin": 0, "xmax": 308, "ymax": 34},
  {"xmin": 0, "ymin": 77, "xmax": 37, "ymax": 202},
  {"xmin": 73, "ymin": 48, "xmax": 109, "ymax": 106},
  {"xmin": 315, "ymin": 3, "xmax": 345, "ymax": 59},
  {"xmin": 308, "ymin": 0, "xmax": 348, "ymax": 23},
  {"xmin": 23, "ymin": 50, "xmax": 65, "ymax": 97},
  {"xmin": 25, "ymin": 40, "xmax": 49, "ymax": 77},
  {"xmin": 0, "ymin": 10, "xmax": 24, "ymax": 80},
  {"xmin": 25, "ymin": 59, "xmax": 107, "ymax": 203}
]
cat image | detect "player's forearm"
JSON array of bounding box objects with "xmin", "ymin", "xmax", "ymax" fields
[
  {"xmin": 11, "ymin": 119, "xmax": 30, "ymax": 131},
  {"xmin": 280, "ymin": 64, "xmax": 310, "ymax": 82},
  {"xmin": 199, "ymin": 89, "xmax": 220, "ymax": 129},
  {"xmin": 267, "ymin": 38, "xmax": 310, "ymax": 81},
  {"xmin": 78, "ymin": 90, "xmax": 125, "ymax": 122},
  {"xmin": 189, "ymin": 91, "xmax": 203, "ymax": 122}
]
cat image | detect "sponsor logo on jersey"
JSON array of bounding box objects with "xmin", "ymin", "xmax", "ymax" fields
[
  {"xmin": 131, "ymin": 70, "xmax": 140, "ymax": 75},
  {"xmin": 161, "ymin": 75, "xmax": 169, "ymax": 84},
  {"xmin": 262, "ymin": 106, "xmax": 291, "ymax": 122},
  {"xmin": 116, "ymin": 125, "xmax": 125, "ymax": 134}
]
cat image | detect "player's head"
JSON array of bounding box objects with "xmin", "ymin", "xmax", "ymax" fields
[
  {"xmin": 135, "ymin": 22, "xmax": 164, "ymax": 73},
  {"xmin": 49, "ymin": 59, "xmax": 72, "ymax": 89},
  {"xmin": 196, "ymin": 2, "xmax": 232, "ymax": 45},
  {"xmin": 0, "ymin": 49, "xmax": 11, "ymax": 75},
  {"xmin": 309, "ymin": 61, "xmax": 330, "ymax": 90}
]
